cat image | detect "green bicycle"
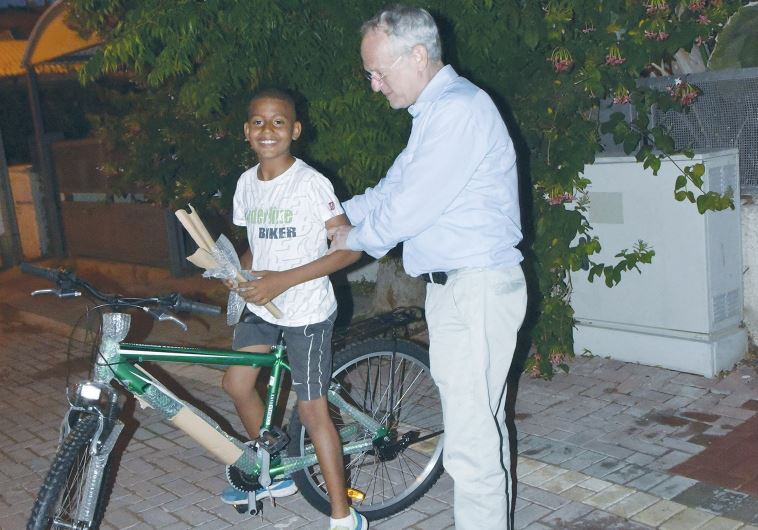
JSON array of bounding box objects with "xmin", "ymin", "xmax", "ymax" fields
[{"xmin": 22, "ymin": 264, "xmax": 444, "ymax": 530}]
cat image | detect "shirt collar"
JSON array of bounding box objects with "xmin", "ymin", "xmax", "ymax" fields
[{"xmin": 408, "ymin": 64, "xmax": 458, "ymax": 118}]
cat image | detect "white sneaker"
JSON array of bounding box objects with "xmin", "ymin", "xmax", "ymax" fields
[{"xmin": 331, "ymin": 507, "xmax": 368, "ymax": 530}]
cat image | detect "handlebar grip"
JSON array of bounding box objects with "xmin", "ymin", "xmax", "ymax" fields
[
  {"xmin": 20, "ymin": 263, "xmax": 60, "ymax": 283},
  {"xmin": 173, "ymin": 295, "xmax": 222, "ymax": 316}
]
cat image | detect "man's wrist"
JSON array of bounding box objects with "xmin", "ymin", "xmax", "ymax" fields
[{"xmin": 345, "ymin": 227, "xmax": 360, "ymax": 252}]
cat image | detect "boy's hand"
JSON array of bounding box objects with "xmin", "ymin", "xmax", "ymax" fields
[{"xmin": 235, "ymin": 270, "xmax": 289, "ymax": 307}]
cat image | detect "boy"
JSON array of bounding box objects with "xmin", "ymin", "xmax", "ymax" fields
[{"xmin": 221, "ymin": 88, "xmax": 367, "ymax": 530}]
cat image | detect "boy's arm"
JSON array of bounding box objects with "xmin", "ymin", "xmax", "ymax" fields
[
  {"xmin": 237, "ymin": 214, "xmax": 362, "ymax": 307},
  {"xmin": 239, "ymin": 247, "xmax": 253, "ymax": 270}
]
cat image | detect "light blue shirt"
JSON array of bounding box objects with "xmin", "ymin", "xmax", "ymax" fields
[{"xmin": 343, "ymin": 65, "xmax": 523, "ymax": 277}]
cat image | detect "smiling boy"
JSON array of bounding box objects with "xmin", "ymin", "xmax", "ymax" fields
[{"xmin": 221, "ymin": 88, "xmax": 366, "ymax": 530}]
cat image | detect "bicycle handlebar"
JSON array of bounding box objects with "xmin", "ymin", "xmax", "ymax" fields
[
  {"xmin": 172, "ymin": 294, "xmax": 222, "ymax": 316},
  {"xmin": 20, "ymin": 263, "xmax": 223, "ymax": 318},
  {"xmin": 20, "ymin": 262, "xmax": 60, "ymax": 283}
]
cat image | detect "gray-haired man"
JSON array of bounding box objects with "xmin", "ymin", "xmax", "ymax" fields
[{"xmin": 328, "ymin": 5, "xmax": 527, "ymax": 529}]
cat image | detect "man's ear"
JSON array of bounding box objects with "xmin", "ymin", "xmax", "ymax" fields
[
  {"xmin": 412, "ymin": 44, "xmax": 428, "ymax": 70},
  {"xmin": 292, "ymin": 121, "xmax": 302, "ymax": 140}
]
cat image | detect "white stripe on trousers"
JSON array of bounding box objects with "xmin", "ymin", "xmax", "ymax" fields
[{"xmin": 302, "ymin": 324, "xmax": 326, "ymax": 401}]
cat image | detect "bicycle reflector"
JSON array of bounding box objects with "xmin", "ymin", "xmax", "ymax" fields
[{"xmin": 347, "ymin": 488, "xmax": 366, "ymax": 501}]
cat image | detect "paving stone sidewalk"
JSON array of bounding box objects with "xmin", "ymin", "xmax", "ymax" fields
[{"xmin": 2, "ymin": 275, "xmax": 758, "ymax": 528}]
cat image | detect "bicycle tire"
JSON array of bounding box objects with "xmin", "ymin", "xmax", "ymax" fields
[
  {"xmin": 287, "ymin": 337, "xmax": 444, "ymax": 521},
  {"xmin": 27, "ymin": 414, "xmax": 114, "ymax": 530}
]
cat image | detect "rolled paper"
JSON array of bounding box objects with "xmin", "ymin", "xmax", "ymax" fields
[
  {"xmin": 187, "ymin": 204, "xmax": 216, "ymax": 250},
  {"xmin": 176, "ymin": 206, "xmax": 283, "ymax": 319},
  {"xmin": 185, "ymin": 248, "xmax": 219, "ymax": 271}
]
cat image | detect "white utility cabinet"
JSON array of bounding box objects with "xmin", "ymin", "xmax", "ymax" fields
[{"xmin": 571, "ymin": 149, "xmax": 746, "ymax": 377}]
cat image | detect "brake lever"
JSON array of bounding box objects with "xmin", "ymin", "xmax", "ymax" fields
[
  {"xmin": 31, "ymin": 288, "xmax": 82, "ymax": 299},
  {"xmin": 143, "ymin": 308, "xmax": 188, "ymax": 332}
]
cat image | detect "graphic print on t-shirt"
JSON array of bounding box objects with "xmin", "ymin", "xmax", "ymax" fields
[{"xmin": 246, "ymin": 207, "xmax": 297, "ymax": 240}]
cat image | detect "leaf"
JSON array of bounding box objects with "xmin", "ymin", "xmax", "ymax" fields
[
  {"xmin": 691, "ymin": 162, "xmax": 705, "ymax": 179},
  {"xmin": 523, "ymin": 28, "xmax": 540, "ymax": 49},
  {"xmin": 648, "ymin": 156, "xmax": 661, "ymax": 174},
  {"xmin": 696, "ymin": 194, "xmax": 707, "ymax": 214},
  {"xmin": 623, "ymin": 131, "xmax": 641, "ymax": 154}
]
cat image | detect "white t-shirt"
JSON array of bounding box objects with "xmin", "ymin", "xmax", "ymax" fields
[{"xmin": 232, "ymin": 158, "xmax": 344, "ymax": 326}]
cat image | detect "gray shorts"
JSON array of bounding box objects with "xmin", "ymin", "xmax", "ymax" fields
[{"xmin": 232, "ymin": 309, "xmax": 336, "ymax": 401}]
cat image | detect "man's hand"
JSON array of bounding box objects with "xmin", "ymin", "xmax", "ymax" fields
[
  {"xmin": 327, "ymin": 225, "xmax": 353, "ymax": 255},
  {"xmin": 234, "ymin": 270, "xmax": 290, "ymax": 307}
]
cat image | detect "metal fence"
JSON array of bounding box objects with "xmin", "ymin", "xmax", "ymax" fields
[{"xmin": 640, "ymin": 67, "xmax": 758, "ymax": 195}]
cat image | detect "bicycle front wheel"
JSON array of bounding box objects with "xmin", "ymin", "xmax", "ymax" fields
[
  {"xmin": 288, "ymin": 337, "xmax": 444, "ymax": 521},
  {"xmin": 27, "ymin": 414, "xmax": 114, "ymax": 530}
]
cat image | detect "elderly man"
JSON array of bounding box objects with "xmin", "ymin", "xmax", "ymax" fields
[{"xmin": 328, "ymin": 5, "xmax": 528, "ymax": 529}]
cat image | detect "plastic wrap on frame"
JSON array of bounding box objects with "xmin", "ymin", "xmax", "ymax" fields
[
  {"xmin": 102, "ymin": 313, "xmax": 131, "ymax": 343},
  {"xmin": 96, "ymin": 313, "xmax": 131, "ymax": 381}
]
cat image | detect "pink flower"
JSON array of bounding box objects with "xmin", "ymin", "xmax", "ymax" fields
[
  {"xmin": 553, "ymin": 59, "xmax": 573, "ymax": 73},
  {"xmin": 605, "ymin": 44, "xmax": 626, "ymax": 66},
  {"xmin": 680, "ymin": 91, "xmax": 698, "ymax": 105},
  {"xmin": 697, "ymin": 14, "xmax": 710, "ymax": 24},
  {"xmin": 694, "ymin": 35, "xmax": 705, "ymax": 46},
  {"xmin": 645, "ymin": 28, "xmax": 669, "ymax": 40},
  {"xmin": 688, "ymin": 0, "xmax": 705, "ymax": 11},
  {"xmin": 668, "ymin": 79, "xmax": 700, "ymax": 106},
  {"xmin": 545, "ymin": 192, "xmax": 575, "ymax": 205},
  {"xmin": 613, "ymin": 86, "xmax": 632, "ymax": 104},
  {"xmin": 644, "ymin": 0, "xmax": 669, "ymax": 15},
  {"xmin": 549, "ymin": 47, "xmax": 574, "ymax": 73},
  {"xmin": 581, "ymin": 23, "xmax": 595, "ymax": 34}
]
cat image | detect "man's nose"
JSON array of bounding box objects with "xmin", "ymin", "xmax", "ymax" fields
[{"xmin": 370, "ymin": 77, "xmax": 383, "ymax": 92}]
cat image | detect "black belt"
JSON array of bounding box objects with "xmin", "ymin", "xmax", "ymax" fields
[{"xmin": 420, "ymin": 271, "xmax": 448, "ymax": 285}]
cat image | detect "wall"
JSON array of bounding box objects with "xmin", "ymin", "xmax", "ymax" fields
[
  {"xmin": 742, "ymin": 200, "xmax": 758, "ymax": 345},
  {"xmin": 8, "ymin": 164, "xmax": 43, "ymax": 260}
]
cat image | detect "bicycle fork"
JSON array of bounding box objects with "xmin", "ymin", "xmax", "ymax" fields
[{"xmin": 60, "ymin": 381, "xmax": 123, "ymax": 526}]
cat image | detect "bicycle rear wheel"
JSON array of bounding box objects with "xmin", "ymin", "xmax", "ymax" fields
[
  {"xmin": 288, "ymin": 337, "xmax": 444, "ymax": 521},
  {"xmin": 27, "ymin": 414, "xmax": 114, "ymax": 530}
]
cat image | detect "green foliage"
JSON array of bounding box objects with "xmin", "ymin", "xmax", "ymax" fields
[{"xmin": 67, "ymin": 0, "xmax": 745, "ymax": 378}]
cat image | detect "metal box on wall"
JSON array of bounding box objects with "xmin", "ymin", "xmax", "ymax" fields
[{"xmin": 570, "ymin": 149, "xmax": 746, "ymax": 377}]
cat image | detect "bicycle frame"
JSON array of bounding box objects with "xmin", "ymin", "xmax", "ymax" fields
[{"xmin": 91, "ymin": 312, "xmax": 381, "ymax": 483}]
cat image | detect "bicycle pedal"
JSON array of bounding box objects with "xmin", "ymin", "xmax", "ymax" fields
[{"xmin": 255, "ymin": 426, "xmax": 289, "ymax": 454}]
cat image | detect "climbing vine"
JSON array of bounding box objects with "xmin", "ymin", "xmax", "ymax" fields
[{"xmin": 67, "ymin": 0, "xmax": 744, "ymax": 377}]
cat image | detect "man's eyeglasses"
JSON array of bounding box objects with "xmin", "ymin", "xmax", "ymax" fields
[{"xmin": 363, "ymin": 53, "xmax": 406, "ymax": 86}]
